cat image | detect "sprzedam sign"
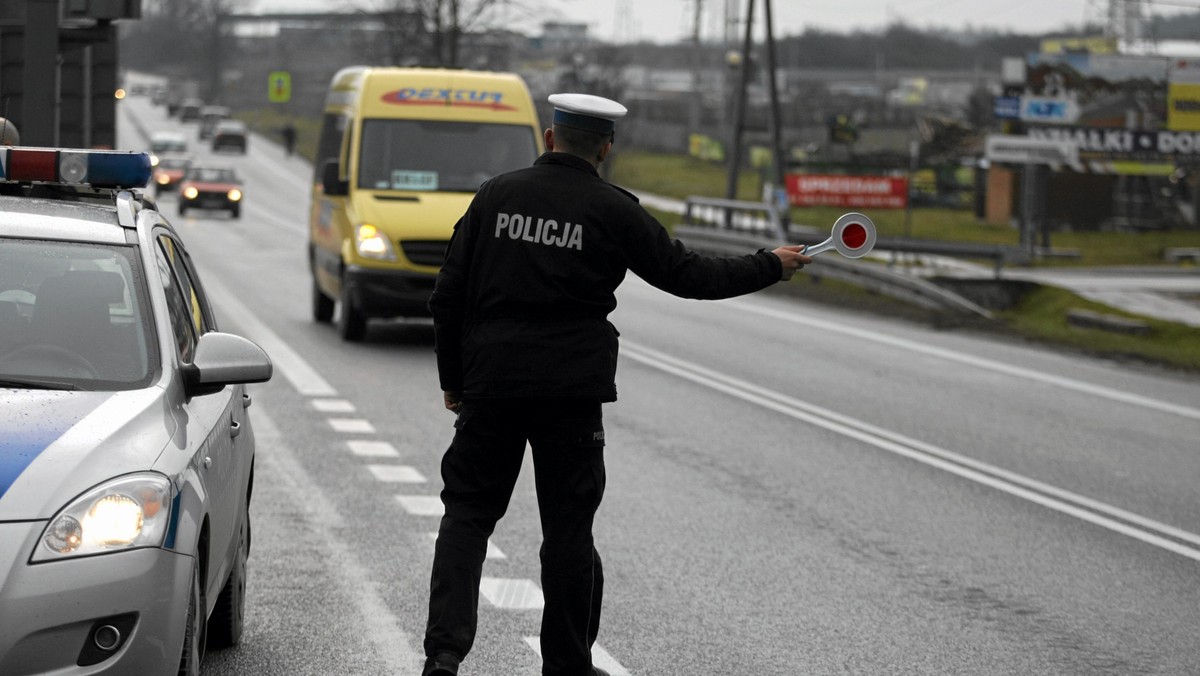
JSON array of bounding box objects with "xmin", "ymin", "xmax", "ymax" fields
[{"xmin": 785, "ymin": 174, "xmax": 908, "ymax": 209}]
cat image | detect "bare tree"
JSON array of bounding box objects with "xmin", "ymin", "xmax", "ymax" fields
[{"xmin": 355, "ymin": 0, "xmax": 532, "ymax": 68}]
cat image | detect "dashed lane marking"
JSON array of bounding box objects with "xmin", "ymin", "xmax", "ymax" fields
[
  {"xmin": 523, "ymin": 637, "xmax": 630, "ymax": 675},
  {"xmin": 347, "ymin": 440, "xmax": 400, "ymax": 457},
  {"xmin": 312, "ymin": 398, "xmax": 357, "ymax": 413},
  {"xmin": 367, "ymin": 465, "xmax": 426, "ymax": 482},
  {"xmin": 480, "ymin": 578, "xmax": 543, "ymax": 610},
  {"xmin": 396, "ymin": 495, "xmax": 444, "ymax": 516},
  {"xmin": 329, "ymin": 418, "xmax": 376, "ymax": 434}
]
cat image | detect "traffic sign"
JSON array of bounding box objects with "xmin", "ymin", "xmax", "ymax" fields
[
  {"xmin": 802, "ymin": 212, "xmax": 877, "ymax": 259},
  {"xmin": 268, "ymin": 71, "xmax": 292, "ymax": 103}
]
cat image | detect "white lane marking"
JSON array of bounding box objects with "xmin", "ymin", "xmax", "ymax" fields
[
  {"xmin": 330, "ymin": 418, "xmax": 376, "ymax": 433},
  {"xmin": 480, "ymin": 578, "xmax": 543, "ymax": 610},
  {"xmin": 251, "ymin": 402, "xmax": 422, "ymax": 671},
  {"xmin": 397, "ymin": 495, "xmax": 444, "ymax": 516},
  {"xmin": 348, "ymin": 440, "xmax": 400, "ymax": 457},
  {"xmin": 712, "ymin": 293, "xmax": 1200, "ymax": 421},
  {"xmin": 313, "ymin": 399, "xmax": 356, "ymax": 413},
  {"xmin": 425, "ymin": 533, "xmax": 507, "ymax": 559},
  {"xmin": 622, "ymin": 340, "xmax": 1200, "ymax": 562},
  {"xmin": 200, "ymin": 275, "xmax": 338, "ymax": 397},
  {"xmin": 368, "ymin": 465, "xmax": 426, "ymax": 482},
  {"xmin": 524, "ymin": 637, "xmax": 630, "ymax": 675}
]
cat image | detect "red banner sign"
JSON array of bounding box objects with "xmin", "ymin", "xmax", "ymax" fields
[{"xmin": 785, "ymin": 174, "xmax": 908, "ymax": 209}]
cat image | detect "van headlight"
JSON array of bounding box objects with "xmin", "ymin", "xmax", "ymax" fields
[
  {"xmin": 32, "ymin": 473, "xmax": 173, "ymax": 562},
  {"xmin": 355, "ymin": 223, "xmax": 396, "ymax": 260}
]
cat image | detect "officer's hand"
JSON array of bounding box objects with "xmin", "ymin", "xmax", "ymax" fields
[
  {"xmin": 772, "ymin": 245, "xmax": 812, "ymax": 281},
  {"xmin": 443, "ymin": 391, "xmax": 463, "ymax": 413}
]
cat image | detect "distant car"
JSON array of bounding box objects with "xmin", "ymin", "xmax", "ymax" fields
[
  {"xmin": 152, "ymin": 156, "xmax": 193, "ymax": 196},
  {"xmin": 178, "ymin": 165, "xmax": 243, "ymax": 218},
  {"xmin": 211, "ymin": 120, "xmax": 248, "ymax": 154},
  {"xmin": 198, "ymin": 106, "xmax": 232, "ymax": 140},
  {"xmin": 149, "ymin": 130, "xmax": 188, "ymax": 158},
  {"xmin": 0, "ymin": 145, "xmax": 272, "ymax": 674},
  {"xmin": 178, "ymin": 98, "xmax": 204, "ymax": 123}
]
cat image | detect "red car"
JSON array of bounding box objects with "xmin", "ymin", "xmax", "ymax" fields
[
  {"xmin": 151, "ymin": 156, "xmax": 192, "ymax": 196},
  {"xmin": 177, "ymin": 166, "xmax": 243, "ymax": 219}
]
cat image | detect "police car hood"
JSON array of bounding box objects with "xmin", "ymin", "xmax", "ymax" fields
[
  {"xmin": 0, "ymin": 388, "xmax": 173, "ymax": 521},
  {"xmin": 356, "ymin": 190, "xmax": 473, "ymax": 242}
]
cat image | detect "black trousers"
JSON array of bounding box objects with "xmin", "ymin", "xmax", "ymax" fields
[{"xmin": 424, "ymin": 398, "xmax": 606, "ymax": 676}]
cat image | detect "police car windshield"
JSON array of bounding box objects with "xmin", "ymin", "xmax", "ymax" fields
[
  {"xmin": 0, "ymin": 238, "xmax": 156, "ymax": 390},
  {"xmin": 358, "ymin": 119, "xmax": 537, "ymax": 193}
]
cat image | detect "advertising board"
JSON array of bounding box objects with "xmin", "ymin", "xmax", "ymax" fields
[{"xmin": 785, "ymin": 174, "xmax": 908, "ymax": 209}]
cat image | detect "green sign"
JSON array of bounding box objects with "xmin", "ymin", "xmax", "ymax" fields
[{"xmin": 268, "ymin": 71, "xmax": 291, "ymax": 103}]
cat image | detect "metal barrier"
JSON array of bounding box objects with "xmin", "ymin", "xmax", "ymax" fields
[
  {"xmin": 674, "ymin": 197, "xmax": 995, "ymax": 319},
  {"xmin": 682, "ymin": 196, "xmax": 791, "ymax": 241}
]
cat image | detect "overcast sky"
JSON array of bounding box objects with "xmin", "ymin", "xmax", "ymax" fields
[{"xmin": 248, "ymin": 0, "xmax": 1196, "ymax": 44}]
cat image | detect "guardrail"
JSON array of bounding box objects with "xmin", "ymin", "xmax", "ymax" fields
[{"xmin": 676, "ymin": 196, "xmax": 995, "ymax": 320}]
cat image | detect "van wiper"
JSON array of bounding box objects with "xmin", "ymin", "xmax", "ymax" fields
[{"xmin": 0, "ymin": 377, "xmax": 81, "ymax": 391}]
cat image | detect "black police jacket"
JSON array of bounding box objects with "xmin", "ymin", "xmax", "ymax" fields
[{"xmin": 430, "ymin": 152, "xmax": 783, "ymax": 402}]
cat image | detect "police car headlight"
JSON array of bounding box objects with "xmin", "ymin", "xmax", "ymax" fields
[
  {"xmin": 156, "ymin": 173, "xmax": 170, "ymax": 185},
  {"xmin": 355, "ymin": 223, "xmax": 396, "ymax": 260},
  {"xmin": 32, "ymin": 473, "xmax": 173, "ymax": 562},
  {"xmin": 227, "ymin": 188, "xmax": 242, "ymax": 202},
  {"xmin": 183, "ymin": 186, "xmax": 199, "ymax": 200}
]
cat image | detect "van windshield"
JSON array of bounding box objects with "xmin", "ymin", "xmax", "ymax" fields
[{"xmin": 358, "ymin": 119, "xmax": 537, "ymax": 193}]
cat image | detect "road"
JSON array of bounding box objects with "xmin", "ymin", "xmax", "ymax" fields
[{"xmin": 118, "ymin": 96, "xmax": 1200, "ymax": 675}]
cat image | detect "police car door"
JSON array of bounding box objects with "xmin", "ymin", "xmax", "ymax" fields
[{"xmin": 153, "ymin": 233, "xmax": 243, "ymax": 598}]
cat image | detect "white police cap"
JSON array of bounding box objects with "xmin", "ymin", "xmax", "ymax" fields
[{"xmin": 548, "ymin": 93, "xmax": 627, "ymax": 135}]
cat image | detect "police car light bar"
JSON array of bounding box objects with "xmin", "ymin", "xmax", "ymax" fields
[{"xmin": 0, "ymin": 147, "xmax": 152, "ymax": 189}]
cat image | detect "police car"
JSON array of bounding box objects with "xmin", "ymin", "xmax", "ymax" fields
[{"xmin": 0, "ymin": 147, "xmax": 272, "ymax": 674}]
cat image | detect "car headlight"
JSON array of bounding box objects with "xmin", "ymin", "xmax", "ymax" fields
[
  {"xmin": 32, "ymin": 473, "xmax": 173, "ymax": 562},
  {"xmin": 227, "ymin": 188, "xmax": 242, "ymax": 202},
  {"xmin": 156, "ymin": 173, "xmax": 170, "ymax": 185},
  {"xmin": 355, "ymin": 223, "xmax": 396, "ymax": 260},
  {"xmin": 183, "ymin": 186, "xmax": 199, "ymax": 200}
]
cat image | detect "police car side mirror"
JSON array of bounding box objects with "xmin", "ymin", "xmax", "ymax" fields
[
  {"xmin": 321, "ymin": 160, "xmax": 348, "ymax": 197},
  {"xmin": 183, "ymin": 332, "xmax": 273, "ymax": 397}
]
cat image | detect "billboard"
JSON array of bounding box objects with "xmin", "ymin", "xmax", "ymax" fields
[
  {"xmin": 1168, "ymin": 58, "xmax": 1200, "ymax": 132},
  {"xmin": 785, "ymin": 174, "xmax": 908, "ymax": 209},
  {"xmin": 1024, "ymin": 52, "xmax": 1169, "ymax": 128}
]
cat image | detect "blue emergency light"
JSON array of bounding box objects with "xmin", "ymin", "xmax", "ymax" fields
[{"xmin": 0, "ymin": 147, "xmax": 152, "ymax": 189}]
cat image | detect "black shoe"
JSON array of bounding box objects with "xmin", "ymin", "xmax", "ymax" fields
[{"xmin": 422, "ymin": 652, "xmax": 460, "ymax": 676}]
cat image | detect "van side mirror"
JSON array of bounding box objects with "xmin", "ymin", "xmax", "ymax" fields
[{"xmin": 321, "ymin": 160, "xmax": 349, "ymax": 196}]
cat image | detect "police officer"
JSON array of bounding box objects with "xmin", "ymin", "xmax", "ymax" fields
[{"xmin": 423, "ymin": 93, "xmax": 811, "ymax": 676}]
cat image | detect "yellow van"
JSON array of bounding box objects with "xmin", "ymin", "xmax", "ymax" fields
[{"xmin": 309, "ymin": 67, "xmax": 544, "ymax": 340}]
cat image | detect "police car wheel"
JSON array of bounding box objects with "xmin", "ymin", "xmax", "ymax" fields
[
  {"xmin": 177, "ymin": 554, "xmax": 206, "ymax": 676},
  {"xmin": 312, "ymin": 278, "xmax": 334, "ymax": 323},
  {"xmin": 206, "ymin": 507, "xmax": 248, "ymax": 649},
  {"xmin": 230, "ymin": 205, "xmax": 240, "ymax": 219},
  {"xmin": 337, "ymin": 280, "xmax": 366, "ymax": 341}
]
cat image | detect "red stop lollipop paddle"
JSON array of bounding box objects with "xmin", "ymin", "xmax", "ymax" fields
[{"xmin": 802, "ymin": 212, "xmax": 876, "ymax": 258}]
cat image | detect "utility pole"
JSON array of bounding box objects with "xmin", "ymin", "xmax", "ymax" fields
[
  {"xmin": 722, "ymin": 0, "xmax": 789, "ymax": 231},
  {"xmin": 689, "ymin": 0, "xmax": 703, "ymax": 137}
]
